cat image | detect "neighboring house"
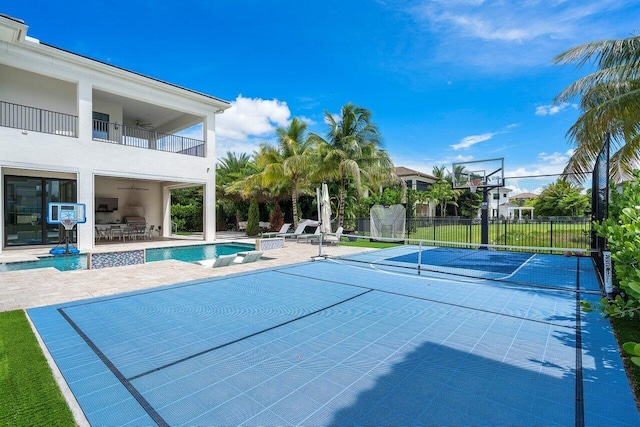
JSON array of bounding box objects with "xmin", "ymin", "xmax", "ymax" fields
[
  {"xmin": 394, "ymin": 166, "xmax": 438, "ymax": 217},
  {"xmin": 485, "ymin": 187, "xmax": 512, "ymax": 219},
  {"xmin": 510, "ymin": 192, "xmax": 537, "ymax": 205},
  {"xmin": 478, "ymin": 188, "xmax": 536, "ymax": 220},
  {"xmin": 0, "ymin": 15, "xmax": 230, "ymax": 253}
]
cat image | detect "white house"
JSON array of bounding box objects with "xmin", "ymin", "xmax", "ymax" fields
[
  {"xmin": 394, "ymin": 166, "xmax": 438, "ymax": 216},
  {"xmin": 484, "ymin": 187, "xmax": 512, "ymax": 219},
  {"xmin": 0, "ymin": 15, "xmax": 230, "ymax": 254}
]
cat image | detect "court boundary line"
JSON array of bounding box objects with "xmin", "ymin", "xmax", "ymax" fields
[
  {"xmin": 575, "ymin": 257, "xmax": 585, "ymax": 427},
  {"xmin": 58, "ymin": 308, "xmax": 169, "ymax": 427},
  {"xmin": 274, "ymin": 266, "xmax": 577, "ymax": 329},
  {"xmin": 127, "ymin": 289, "xmax": 373, "ymax": 381}
]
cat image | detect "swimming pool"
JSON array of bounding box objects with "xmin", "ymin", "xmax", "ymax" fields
[
  {"xmin": 0, "ymin": 243, "xmax": 255, "ymax": 272},
  {"xmin": 0, "ymin": 254, "xmax": 88, "ymax": 272},
  {"xmin": 145, "ymin": 242, "xmax": 255, "ymax": 263}
]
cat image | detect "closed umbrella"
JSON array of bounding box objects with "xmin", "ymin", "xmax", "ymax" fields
[{"xmin": 320, "ymin": 182, "xmax": 332, "ymax": 234}]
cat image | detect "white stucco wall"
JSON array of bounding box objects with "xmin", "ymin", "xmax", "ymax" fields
[{"xmin": 0, "ymin": 28, "xmax": 228, "ymax": 253}]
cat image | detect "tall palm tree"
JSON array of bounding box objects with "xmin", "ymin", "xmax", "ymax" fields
[
  {"xmin": 310, "ymin": 103, "xmax": 395, "ymax": 228},
  {"xmin": 554, "ymin": 35, "xmax": 640, "ymax": 183},
  {"xmin": 250, "ymin": 118, "xmax": 314, "ymax": 228}
]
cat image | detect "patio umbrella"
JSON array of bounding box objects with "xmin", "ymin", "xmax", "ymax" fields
[{"xmin": 320, "ymin": 182, "xmax": 332, "ymax": 234}]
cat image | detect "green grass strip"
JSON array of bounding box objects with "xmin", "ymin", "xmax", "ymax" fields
[
  {"xmin": 610, "ymin": 317, "xmax": 640, "ymax": 404},
  {"xmin": 0, "ymin": 310, "xmax": 75, "ymax": 427}
]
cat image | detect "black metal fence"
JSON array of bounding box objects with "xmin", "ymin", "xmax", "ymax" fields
[
  {"xmin": 355, "ymin": 216, "xmax": 591, "ymax": 249},
  {"xmin": 591, "ymin": 135, "xmax": 610, "ymax": 280},
  {"xmin": 92, "ymin": 120, "xmax": 205, "ymax": 157},
  {"xmin": 1, "ymin": 100, "xmax": 78, "ymax": 137}
]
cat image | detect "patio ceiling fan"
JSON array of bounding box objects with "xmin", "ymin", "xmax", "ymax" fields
[
  {"xmin": 128, "ymin": 119, "xmax": 154, "ymax": 130},
  {"xmin": 117, "ymin": 184, "xmax": 148, "ymax": 191}
]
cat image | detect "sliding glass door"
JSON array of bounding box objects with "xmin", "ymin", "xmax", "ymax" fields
[{"xmin": 4, "ymin": 175, "xmax": 77, "ymax": 247}]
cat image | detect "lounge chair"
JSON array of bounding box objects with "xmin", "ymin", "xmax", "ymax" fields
[
  {"xmin": 296, "ymin": 227, "xmax": 321, "ymax": 243},
  {"xmin": 197, "ymin": 254, "xmax": 237, "ymax": 268},
  {"xmin": 233, "ymin": 250, "xmax": 263, "ymax": 264},
  {"xmin": 324, "ymin": 226, "xmax": 344, "ymax": 243},
  {"xmin": 264, "ymin": 223, "xmax": 291, "ymax": 238},
  {"xmin": 277, "ymin": 219, "xmax": 318, "ymax": 239}
]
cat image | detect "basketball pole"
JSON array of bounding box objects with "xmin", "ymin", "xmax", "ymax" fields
[{"xmin": 480, "ymin": 188, "xmax": 489, "ymax": 249}]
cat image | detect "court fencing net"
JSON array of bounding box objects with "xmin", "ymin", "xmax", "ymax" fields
[{"xmin": 324, "ymin": 235, "xmax": 601, "ymax": 293}]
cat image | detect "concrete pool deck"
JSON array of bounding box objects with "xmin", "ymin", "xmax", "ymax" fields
[{"xmin": 0, "ymin": 233, "xmax": 372, "ymax": 313}]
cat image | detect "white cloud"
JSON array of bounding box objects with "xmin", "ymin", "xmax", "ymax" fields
[
  {"xmin": 535, "ymin": 102, "xmax": 576, "ymax": 116},
  {"xmin": 397, "ymin": 0, "xmax": 633, "ymax": 70},
  {"xmin": 216, "ymin": 94, "xmax": 291, "ymax": 141},
  {"xmin": 538, "ymin": 150, "xmax": 572, "ymax": 165},
  {"xmin": 451, "ymin": 132, "xmax": 495, "ymax": 150},
  {"xmin": 215, "ymin": 94, "xmax": 291, "ymax": 156}
]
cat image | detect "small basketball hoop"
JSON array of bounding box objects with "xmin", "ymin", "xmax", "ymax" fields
[
  {"xmin": 60, "ymin": 218, "xmax": 77, "ymax": 231},
  {"xmin": 467, "ymin": 179, "xmax": 482, "ymax": 194}
]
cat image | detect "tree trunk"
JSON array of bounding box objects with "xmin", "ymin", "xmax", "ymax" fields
[
  {"xmin": 338, "ymin": 175, "xmax": 346, "ymax": 228},
  {"xmin": 291, "ymin": 183, "xmax": 299, "ymax": 229}
]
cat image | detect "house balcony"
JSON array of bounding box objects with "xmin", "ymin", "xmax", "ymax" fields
[
  {"xmin": 1, "ymin": 100, "xmax": 78, "ymax": 137},
  {"xmin": 93, "ymin": 120, "xmax": 205, "ymax": 157},
  {"xmin": 0, "ymin": 100, "xmax": 205, "ymax": 157}
]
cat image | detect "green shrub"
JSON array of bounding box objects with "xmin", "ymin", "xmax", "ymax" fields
[
  {"xmin": 246, "ymin": 198, "xmax": 260, "ymax": 236},
  {"xmin": 584, "ymin": 170, "xmax": 640, "ymax": 319},
  {"xmin": 170, "ymin": 204, "xmax": 203, "ymax": 232},
  {"xmin": 269, "ymin": 202, "xmax": 284, "ymax": 232}
]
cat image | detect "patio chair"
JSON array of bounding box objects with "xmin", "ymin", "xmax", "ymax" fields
[
  {"xmin": 233, "ymin": 250, "xmax": 263, "ymax": 264},
  {"xmin": 264, "ymin": 223, "xmax": 291, "ymax": 238},
  {"xmin": 279, "ymin": 220, "xmax": 317, "ymax": 239},
  {"xmin": 324, "ymin": 226, "xmax": 344, "ymax": 243},
  {"xmin": 110, "ymin": 226, "xmax": 127, "ymax": 241},
  {"xmin": 95, "ymin": 227, "xmax": 108, "ymax": 242},
  {"xmin": 198, "ymin": 254, "xmax": 237, "ymax": 268},
  {"xmin": 296, "ymin": 227, "xmax": 321, "ymax": 243}
]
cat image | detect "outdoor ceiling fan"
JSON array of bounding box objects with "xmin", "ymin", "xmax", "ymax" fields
[
  {"xmin": 128, "ymin": 119, "xmax": 154, "ymax": 129},
  {"xmin": 117, "ymin": 184, "xmax": 149, "ymax": 191}
]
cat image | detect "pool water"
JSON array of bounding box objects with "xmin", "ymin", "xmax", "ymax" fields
[
  {"xmin": 0, "ymin": 254, "xmax": 88, "ymax": 272},
  {"xmin": 145, "ymin": 243, "xmax": 254, "ymax": 263},
  {"xmin": 0, "ymin": 243, "xmax": 255, "ymax": 272}
]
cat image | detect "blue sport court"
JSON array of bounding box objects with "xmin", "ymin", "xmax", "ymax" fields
[{"xmin": 28, "ymin": 246, "xmax": 639, "ymax": 426}]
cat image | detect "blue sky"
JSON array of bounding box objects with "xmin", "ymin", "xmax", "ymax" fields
[{"xmin": 5, "ymin": 1, "xmax": 640, "ymax": 194}]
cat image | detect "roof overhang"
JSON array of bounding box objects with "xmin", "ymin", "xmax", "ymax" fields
[{"xmin": 0, "ymin": 14, "xmax": 27, "ymax": 43}]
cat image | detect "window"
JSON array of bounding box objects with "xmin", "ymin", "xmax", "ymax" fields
[
  {"xmin": 4, "ymin": 176, "xmax": 76, "ymax": 247},
  {"xmin": 93, "ymin": 111, "xmax": 109, "ymax": 140},
  {"xmin": 493, "ymin": 193, "xmax": 500, "ymax": 200},
  {"xmin": 416, "ymin": 181, "xmax": 430, "ymax": 191}
]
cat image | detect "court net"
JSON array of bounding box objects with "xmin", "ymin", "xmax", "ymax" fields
[{"xmin": 326, "ymin": 237, "xmax": 601, "ymax": 293}]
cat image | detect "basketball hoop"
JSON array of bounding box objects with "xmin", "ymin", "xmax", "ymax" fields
[
  {"xmin": 467, "ymin": 179, "xmax": 482, "ymax": 194},
  {"xmin": 60, "ymin": 218, "xmax": 77, "ymax": 231}
]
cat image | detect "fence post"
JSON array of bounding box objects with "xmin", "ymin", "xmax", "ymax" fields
[
  {"xmin": 433, "ymin": 219, "xmax": 436, "ymax": 241},
  {"xmin": 504, "ymin": 220, "xmax": 507, "ymax": 245},
  {"xmin": 550, "ymin": 219, "xmax": 553, "ymax": 248}
]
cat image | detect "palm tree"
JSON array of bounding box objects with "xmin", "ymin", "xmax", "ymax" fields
[
  {"xmin": 251, "ymin": 118, "xmax": 315, "ymax": 228},
  {"xmin": 216, "ymin": 152, "xmax": 260, "ymax": 227},
  {"xmin": 310, "ymin": 103, "xmax": 395, "ymax": 228},
  {"xmin": 554, "ymin": 35, "xmax": 640, "ymax": 183}
]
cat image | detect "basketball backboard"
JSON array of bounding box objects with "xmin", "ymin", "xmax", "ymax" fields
[
  {"xmin": 47, "ymin": 202, "xmax": 86, "ymax": 224},
  {"xmin": 452, "ymin": 158, "xmax": 504, "ymax": 190}
]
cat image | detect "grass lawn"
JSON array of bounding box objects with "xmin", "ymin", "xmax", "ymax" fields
[
  {"xmin": 0, "ymin": 310, "xmax": 75, "ymax": 427},
  {"xmin": 611, "ymin": 317, "xmax": 640, "ymax": 403},
  {"xmin": 409, "ymin": 222, "xmax": 590, "ymax": 248},
  {"xmin": 338, "ymin": 240, "xmax": 402, "ymax": 249}
]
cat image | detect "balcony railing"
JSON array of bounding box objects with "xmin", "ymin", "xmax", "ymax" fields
[
  {"xmin": 93, "ymin": 120, "xmax": 205, "ymax": 157},
  {"xmin": 1, "ymin": 100, "xmax": 78, "ymax": 137}
]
